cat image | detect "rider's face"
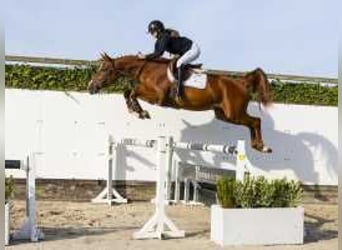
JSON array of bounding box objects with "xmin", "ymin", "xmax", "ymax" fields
[{"xmin": 151, "ymin": 31, "xmax": 158, "ymax": 39}]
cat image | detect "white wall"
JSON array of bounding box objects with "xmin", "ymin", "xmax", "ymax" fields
[{"xmin": 5, "ymin": 89, "xmax": 338, "ymax": 185}]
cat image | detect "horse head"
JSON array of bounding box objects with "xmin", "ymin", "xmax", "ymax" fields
[{"xmin": 88, "ymin": 53, "xmax": 120, "ymax": 94}]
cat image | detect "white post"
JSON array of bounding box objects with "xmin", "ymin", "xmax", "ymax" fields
[
  {"xmin": 192, "ymin": 180, "xmax": 199, "ymax": 203},
  {"xmin": 107, "ymin": 140, "xmax": 114, "ymax": 206},
  {"xmin": 174, "ymin": 160, "xmax": 181, "ymax": 203},
  {"xmin": 165, "ymin": 136, "xmax": 173, "ymax": 202},
  {"xmin": 156, "ymin": 136, "xmax": 167, "ymax": 234},
  {"xmin": 28, "ymin": 154, "xmax": 37, "ymax": 241},
  {"xmin": 183, "ymin": 178, "xmax": 190, "ymax": 204},
  {"xmin": 236, "ymin": 140, "xmax": 246, "ymax": 182},
  {"xmin": 5, "ymin": 202, "xmax": 9, "ymax": 245},
  {"xmin": 92, "ymin": 136, "xmax": 127, "ymax": 205},
  {"xmin": 133, "ymin": 136, "xmax": 185, "ymax": 240},
  {"xmin": 12, "ymin": 153, "xmax": 44, "ymax": 242}
]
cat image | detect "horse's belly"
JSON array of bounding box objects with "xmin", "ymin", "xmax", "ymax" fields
[{"xmin": 178, "ymin": 97, "xmax": 214, "ymax": 111}]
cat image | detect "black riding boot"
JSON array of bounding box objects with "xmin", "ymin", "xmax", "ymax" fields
[{"xmin": 176, "ymin": 65, "xmax": 184, "ymax": 98}]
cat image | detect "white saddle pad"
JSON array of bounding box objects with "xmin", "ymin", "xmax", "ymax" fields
[
  {"xmin": 167, "ymin": 67, "xmax": 207, "ymax": 89},
  {"xmin": 183, "ymin": 73, "xmax": 207, "ymax": 89}
]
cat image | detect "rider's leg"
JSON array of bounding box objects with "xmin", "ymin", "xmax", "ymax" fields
[
  {"xmin": 176, "ymin": 42, "xmax": 201, "ymax": 97},
  {"xmin": 176, "ymin": 64, "xmax": 184, "ymax": 97},
  {"xmin": 176, "ymin": 42, "xmax": 201, "ymax": 67}
]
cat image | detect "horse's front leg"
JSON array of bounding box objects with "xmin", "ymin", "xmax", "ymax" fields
[
  {"xmin": 129, "ymin": 88, "xmax": 151, "ymax": 119},
  {"xmin": 124, "ymin": 89, "xmax": 147, "ymax": 118},
  {"xmin": 123, "ymin": 90, "xmax": 135, "ymax": 113}
]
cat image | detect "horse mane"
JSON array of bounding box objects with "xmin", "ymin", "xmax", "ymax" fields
[
  {"xmin": 146, "ymin": 57, "xmax": 172, "ymax": 64},
  {"xmin": 99, "ymin": 52, "xmax": 172, "ymax": 65}
]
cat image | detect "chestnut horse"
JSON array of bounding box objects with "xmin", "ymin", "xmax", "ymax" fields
[{"xmin": 88, "ymin": 53, "xmax": 272, "ymax": 153}]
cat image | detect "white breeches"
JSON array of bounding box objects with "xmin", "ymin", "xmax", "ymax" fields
[{"xmin": 176, "ymin": 42, "xmax": 201, "ymax": 68}]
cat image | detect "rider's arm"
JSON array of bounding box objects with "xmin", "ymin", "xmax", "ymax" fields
[
  {"xmin": 145, "ymin": 33, "xmax": 169, "ymax": 60},
  {"xmin": 166, "ymin": 28, "xmax": 180, "ymax": 38}
]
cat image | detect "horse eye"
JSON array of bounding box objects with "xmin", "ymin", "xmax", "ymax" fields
[
  {"xmin": 102, "ymin": 64, "xmax": 110, "ymax": 71},
  {"xmin": 98, "ymin": 62, "xmax": 108, "ymax": 72}
]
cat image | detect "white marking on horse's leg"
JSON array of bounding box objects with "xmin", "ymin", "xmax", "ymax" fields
[
  {"xmin": 132, "ymin": 111, "xmax": 143, "ymax": 119},
  {"xmin": 262, "ymin": 146, "xmax": 272, "ymax": 153}
]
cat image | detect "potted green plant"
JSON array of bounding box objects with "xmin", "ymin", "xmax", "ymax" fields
[{"xmin": 211, "ymin": 174, "xmax": 304, "ymax": 246}]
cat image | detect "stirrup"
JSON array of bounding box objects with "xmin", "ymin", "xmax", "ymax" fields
[{"xmin": 176, "ymin": 84, "xmax": 182, "ymax": 98}]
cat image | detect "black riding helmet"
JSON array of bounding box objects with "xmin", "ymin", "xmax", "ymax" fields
[{"xmin": 147, "ymin": 20, "xmax": 165, "ymax": 35}]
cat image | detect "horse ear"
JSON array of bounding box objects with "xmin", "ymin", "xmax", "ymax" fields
[
  {"xmin": 104, "ymin": 52, "xmax": 112, "ymax": 61},
  {"xmin": 99, "ymin": 52, "xmax": 105, "ymax": 60}
]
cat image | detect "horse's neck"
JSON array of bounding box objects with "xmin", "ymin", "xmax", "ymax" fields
[
  {"xmin": 119, "ymin": 59, "xmax": 147, "ymax": 79},
  {"xmin": 121, "ymin": 59, "xmax": 168, "ymax": 80}
]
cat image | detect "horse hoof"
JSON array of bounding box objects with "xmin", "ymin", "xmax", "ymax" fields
[
  {"xmin": 133, "ymin": 112, "xmax": 144, "ymax": 119},
  {"xmin": 261, "ymin": 146, "xmax": 272, "ymax": 153},
  {"xmin": 253, "ymin": 144, "xmax": 272, "ymax": 153},
  {"xmin": 142, "ymin": 111, "xmax": 151, "ymax": 119}
]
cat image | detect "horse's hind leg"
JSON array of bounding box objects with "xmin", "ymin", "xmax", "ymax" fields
[
  {"xmin": 214, "ymin": 107, "xmax": 272, "ymax": 153},
  {"xmin": 239, "ymin": 113, "xmax": 272, "ymax": 153}
]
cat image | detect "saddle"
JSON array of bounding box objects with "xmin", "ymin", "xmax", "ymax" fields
[{"xmin": 169, "ymin": 59, "xmax": 203, "ymax": 82}]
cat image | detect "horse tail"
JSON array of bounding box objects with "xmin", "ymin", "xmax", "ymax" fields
[{"xmin": 246, "ymin": 67, "xmax": 272, "ymax": 107}]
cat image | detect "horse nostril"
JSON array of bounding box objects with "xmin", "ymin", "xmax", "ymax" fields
[
  {"xmin": 89, "ymin": 86, "xmax": 100, "ymax": 95},
  {"xmin": 88, "ymin": 86, "xmax": 96, "ymax": 95},
  {"xmin": 88, "ymin": 87, "xmax": 93, "ymax": 94},
  {"xmin": 88, "ymin": 81, "xmax": 98, "ymax": 95}
]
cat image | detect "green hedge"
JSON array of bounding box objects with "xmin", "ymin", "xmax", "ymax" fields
[
  {"xmin": 217, "ymin": 175, "xmax": 303, "ymax": 208},
  {"xmin": 5, "ymin": 64, "xmax": 337, "ymax": 106},
  {"xmin": 270, "ymin": 80, "xmax": 337, "ymax": 106}
]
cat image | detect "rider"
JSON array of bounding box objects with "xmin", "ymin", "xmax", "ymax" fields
[{"xmin": 138, "ymin": 20, "xmax": 201, "ymax": 98}]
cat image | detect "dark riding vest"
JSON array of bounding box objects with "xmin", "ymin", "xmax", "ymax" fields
[{"xmin": 145, "ymin": 31, "xmax": 193, "ymax": 60}]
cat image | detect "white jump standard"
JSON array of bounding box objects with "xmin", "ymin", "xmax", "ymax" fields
[
  {"xmin": 119, "ymin": 136, "xmax": 185, "ymax": 240},
  {"xmin": 5, "ymin": 154, "xmax": 44, "ymax": 243},
  {"xmin": 91, "ymin": 136, "xmax": 127, "ymax": 205}
]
